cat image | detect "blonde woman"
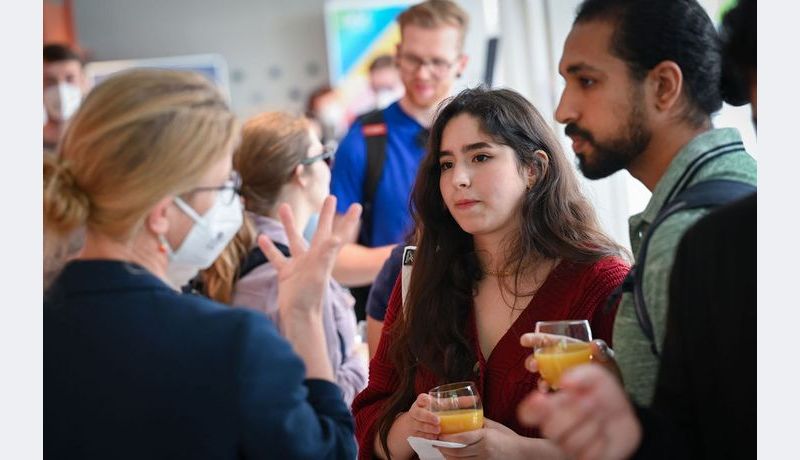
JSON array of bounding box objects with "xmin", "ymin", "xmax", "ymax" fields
[
  {"xmin": 201, "ymin": 112, "xmax": 367, "ymax": 404},
  {"xmin": 44, "ymin": 69, "xmax": 359, "ymax": 459}
]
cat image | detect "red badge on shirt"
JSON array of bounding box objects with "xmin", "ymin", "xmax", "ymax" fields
[{"xmin": 362, "ymin": 123, "xmax": 388, "ymax": 137}]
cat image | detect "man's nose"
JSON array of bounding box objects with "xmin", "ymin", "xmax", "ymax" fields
[{"xmin": 555, "ymin": 88, "xmax": 577, "ymax": 125}]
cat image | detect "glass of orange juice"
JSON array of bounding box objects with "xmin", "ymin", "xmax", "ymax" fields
[
  {"xmin": 533, "ymin": 320, "xmax": 593, "ymax": 389},
  {"xmin": 428, "ymin": 381, "xmax": 483, "ymax": 434}
]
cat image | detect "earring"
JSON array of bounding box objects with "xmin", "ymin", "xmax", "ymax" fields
[{"xmin": 157, "ymin": 234, "xmax": 169, "ymax": 254}]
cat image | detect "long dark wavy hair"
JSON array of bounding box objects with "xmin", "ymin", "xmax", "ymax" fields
[{"xmin": 375, "ymin": 87, "xmax": 627, "ymax": 456}]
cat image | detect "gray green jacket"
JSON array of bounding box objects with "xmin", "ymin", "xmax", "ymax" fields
[{"xmin": 614, "ymin": 128, "xmax": 756, "ymax": 406}]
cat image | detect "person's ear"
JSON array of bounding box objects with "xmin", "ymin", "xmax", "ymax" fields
[
  {"xmin": 527, "ymin": 150, "xmax": 549, "ymax": 188},
  {"xmin": 455, "ymin": 53, "xmax": 469, "ymax": 78},
  {"xmin": 146, "ymin": 196, "xmax": 173, "ymax": 237},
  {"xmin": 292, "ymin": 164, "xmax": 310, "ymax": 188},
  {"xmin": 648, "ymin": 61, "xmax": 683, "ymax": 113}
]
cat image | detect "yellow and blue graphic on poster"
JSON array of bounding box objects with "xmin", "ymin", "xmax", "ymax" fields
[
  {"xmin": 325, "ymin": 0, "xmax": 412, "ymax": 84},
  {"xmin": 324, "ymin": 0, "xmax": 413, "ymax": 114}
]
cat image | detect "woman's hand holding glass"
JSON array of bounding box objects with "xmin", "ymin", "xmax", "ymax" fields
[
  {"xmin": 384, "ymin": 393, "xmax": 440, "ymax": 460},
  {"xmin": 428, "ymin": 382, "xmax": 483, "ymax": 434},
  {"xmin": 386, "ymin": 382, "xmax": 482, "ymax": 460},
  {"xmin": 437, "ymin": 417, "xmax": 536, "ymax": 460}
]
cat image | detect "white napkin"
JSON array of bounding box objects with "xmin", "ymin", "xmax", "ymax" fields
[{"xmin": 407, "ymin": 436, "xmax": 466, "ymax": 460}]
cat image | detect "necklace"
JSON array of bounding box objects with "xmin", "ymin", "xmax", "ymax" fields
[{"xmin": 484, "ymin": 268, "xmax": 513, "ymax": 277}]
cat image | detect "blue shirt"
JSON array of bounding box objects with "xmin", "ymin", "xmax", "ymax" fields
[
  {"xmin": 366, "ymin": 243, "xmax": 405, "ymax": 320},
  {"xmin": 330, "ymin": 101, "xmax": 425, "ymax": 246}
]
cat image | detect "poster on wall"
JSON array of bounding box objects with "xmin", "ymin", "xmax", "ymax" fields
[
  {"xmin": 324, "ymin": 0, "xmax": 414, "ymax": 117},
  {"xmin": 85, "ymin": 54, "xmax": 232, "ymax": 103}
]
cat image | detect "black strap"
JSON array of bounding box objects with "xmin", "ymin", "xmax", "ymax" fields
[
  {"xmin": 181, "ymin": 239, "xmax": 291, "ymax": 295},
  {"xmin": 347, "ymin": 110, "xmax": 388, "ymax": 322},
  {"xmin": 358, "ymin": 109, "xmax": 388, "ymax": 247},
  {"xmin": 663, "ymin": 141, "xmax": 743, "ymax": 205},
  {"xmin": 605, "ymin": 145, "xmax": 754, "ymax": 357},
  {"xmin": 239, "ymin": 241, "xmax": 290, "ymax": 279},
  {"xmin": 415, "ymin": 127, "xmax": 431, "ymax": 150}
]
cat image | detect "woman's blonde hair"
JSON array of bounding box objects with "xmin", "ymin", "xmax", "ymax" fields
[
  {"xmin": 44, "ymin": 69, "xmax": 240, "ymax": 282},
  {"xmin": 201, "ymin": 112, "xmax": 312, "ymax": 303}
]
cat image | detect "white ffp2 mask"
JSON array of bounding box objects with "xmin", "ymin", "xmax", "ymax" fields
[
  {"xmin": 44, "ymin": 82, "xmax": 82, "ymax": 122},
  {"xmin": 161, "ymin": 188, "xmax": 243, "ymax": 289}
]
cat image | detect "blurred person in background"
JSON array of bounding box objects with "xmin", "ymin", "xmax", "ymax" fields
[
  {"xmin": 44, "ymin": 68, "xmax": 358, "ymax": 459},
  {"xmin": 43, "ymin": 43, "xmax": 88, "ymax": 155},
  {"xmin": 330, "ymin": 0, "xmax": 470, "ymax": 322},
  {"xmin": 198, "ymin": 112, "xmax": 367, "ymax": 404},
  {"xmin": 349, "ymin": 54, "xmax": 406, "ymax": 117},
  {"xmin": 306, "ymin": 85, "xmax": 349, "ymax": 147},
  {"xmin": 368, "ymin": 54, "xmax": 405, "ymax": 110}
]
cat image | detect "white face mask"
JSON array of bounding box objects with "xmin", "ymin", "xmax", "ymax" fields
[
  {"xmin": 43, "ymin": 82, "xmax": 83, "ymax": 122},
  {"xmin": 317, "ymin": 104, "xmax": 347, "ymax": 141},
  {"xmin": 375, "ymin": 88, "xmax": 402, "ymax": 109},
  {"xmin": 161, "ymin": 187, "xmax": 243, "ymax": 289},
  {"xmin": 318, "ymin": 104, "xmax": 344, "ymax": 127},
  {"xmin": 302, "ymin": 212, "xmax": 320, "ymax": 242}
]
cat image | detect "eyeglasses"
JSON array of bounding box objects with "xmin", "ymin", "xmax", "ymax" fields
[
  {"xmin": 396, "ymin": 53, "xmax": 460, "ymax": 77},
  {"xmin": 186, "ymin": 171, "xmax": 242, "ymax": 205},
  {"xmin": 300, "ymin": 144, "xmax": 336, "ymax": 167}
]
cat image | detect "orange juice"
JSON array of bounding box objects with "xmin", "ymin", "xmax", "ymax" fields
[
  {"xmin": 534, "ymin": 341, "xmax": 592, "ymax": 388},
  {"xmin": 437, "ymin": 408, "xmax": 484, "ymax": 434}
]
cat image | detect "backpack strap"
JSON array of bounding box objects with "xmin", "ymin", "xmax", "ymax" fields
[
  {"xmin": 239, "ymin": 240, "xmax": 291, "ymax": 279},
  {"xmin": 640, "ymin": 180, "xmax": 754, "ymax": 354},
  {"xmin": 400, "ymin": 245, "xmax": 416, "ymax": 309},
  {"xmin": 663, "ymin": 141, "xmax": 746, "ymax": 205},
  {"xmin": 605, "ymin": 144, "xmax": 754, "ymax": 357},
  {"xmin": 358, "ymin": 109, "xmax": 388, "ymax": 246}
]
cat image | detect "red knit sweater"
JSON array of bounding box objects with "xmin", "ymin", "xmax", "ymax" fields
[{"xmin": 351, "ymin": 257, "xmax": 629, "ymax": 459}]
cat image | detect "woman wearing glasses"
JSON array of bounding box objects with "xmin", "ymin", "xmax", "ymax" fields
[
  {"xmin": 44, "ymin": 70, "xmax": 359, "ymax": 459},
  {"xmin": 201, "ymin": 111, "xmax": 368, "ymax": 405}
]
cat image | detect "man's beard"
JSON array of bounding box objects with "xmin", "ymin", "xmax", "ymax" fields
[{"xmin": 565, "ymin": 97, "xmax": 652, "ymax": 180}]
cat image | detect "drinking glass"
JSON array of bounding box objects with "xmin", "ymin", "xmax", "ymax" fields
[
  {"xmin": 533, "ymin": 320, "xmax": 593, "ymax": 389},
  {"xmin": 428, "ymin": 381, "xmax": 483, "ymax": 434}
]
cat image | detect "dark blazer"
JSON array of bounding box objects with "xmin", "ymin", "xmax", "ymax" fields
[
  {"xmin": 45, "ymin": 260, "xmax": 356, "ymax": 460},
  {"xmin": 634, "ymin": 193, "xmax": 756, "ymax": 459}
]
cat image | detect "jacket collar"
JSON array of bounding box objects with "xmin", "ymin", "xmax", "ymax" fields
[{"xmin": 46, "ymin": 259, "xmax": 173, "ymax": 300}]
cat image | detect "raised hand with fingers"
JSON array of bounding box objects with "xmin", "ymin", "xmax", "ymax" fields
[
  {"xmin": 259, "ymin": 195, "xmax": 361, "ymax": 321},
  {"xmin": 259, "ymin": 195, "xmax": 361, "ymax": 381}
]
